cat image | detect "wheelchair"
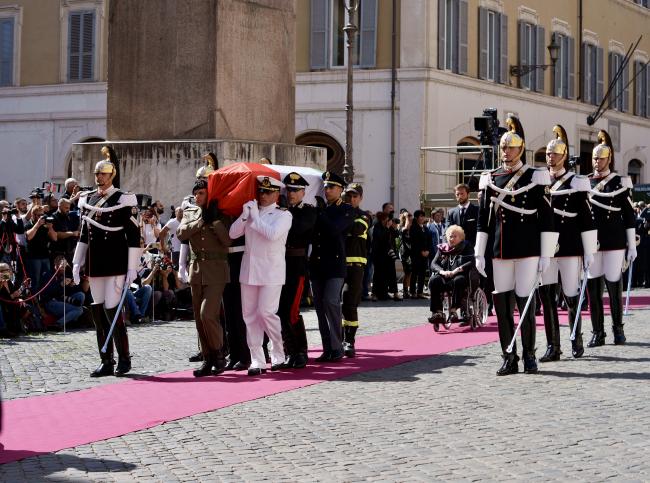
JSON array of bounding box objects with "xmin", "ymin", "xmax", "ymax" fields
[{"xmin": 430, "ymin": 267, "xmax": 488, "ymax": 332}]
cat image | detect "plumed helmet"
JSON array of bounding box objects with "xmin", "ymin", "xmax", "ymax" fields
[
  {"xmin": 94, "ymin": 146, "xmax": 117, "ymax": 182},
  {"xmin": 592, "ymin": 130, "xmax": 614, "ymax": 169},
  {"xmin": 500, "ymin": 116, "xmax": 526, "ymax": 163},
  {"xmin": 196, "ymin": 152, "xmax": 217, "ymax": 179},
  {"xmin": 546, "ymin": 124, "xmax": 569, "ymax": 161}
]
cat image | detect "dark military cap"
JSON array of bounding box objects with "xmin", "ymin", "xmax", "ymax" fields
[
  {"xmin": 345, "ymin": 183, "xmax": 363, "ymax": 196},
  {"xmin": 283, "ymin": 172, "xmax": 310, "ymax": 189},
  {"xmin": 322, "ymin": 171, "xmax": 346, "ymax": 188}
]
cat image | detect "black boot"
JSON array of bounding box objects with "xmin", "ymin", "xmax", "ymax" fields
[
  {"xmin": 538, "ymin": 284, "xmax": 561, "ymax": 362},
  {"xmin": 565, "ymin": 294, "xmax": 584, "ymax": 358},
  {"xmin": 193, "ymin": 352, "xmax": 213, "ymax": 377},
  {"xmin": 211, "ymin": 350, "xmax": 227, "ymax": 375},
  {"xmin": 605, "ymin": 278, "xmax": 626, "ymax": 345},
  {"xmin": 343, "ymin": 325, "xmax": 358, "ymax": 358},
  {"xmin": 90, "ymin": 304, "xmax": 114, "ymax": 377},
  {"xmin": 516, "ymin": 294, "xmax": 538, "ymax": 374},
  {"xmin": 494, "ymin": 291, "xmax": 518, "ymax": 374},
  {"xmin": 107, "ymin": 306, "xmax": 131, "ymax": 377},
  {"xmin": 587, "ymin": 277, "xmax": 606, "ymax": 347},
  {"xmin": 496, "ymin": 353, "xmax": 519, "ymax": 376}
]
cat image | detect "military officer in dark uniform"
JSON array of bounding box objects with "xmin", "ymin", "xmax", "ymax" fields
[
  {"xmin": 310, "ymin": 171, "xmax": 355, "ymax": 362},
  {"xmin": 475, "ymin": 116, "xmax": 558, "ymax": 376},
  {"xmin": 342, "ymin": 183, "xmax": 370, "ymax": 357},
  {"xmin": 72, "ymin": 146, "xmax": 141, "ymax": 377},
  {"xmin": 539, "ymin": 125, "xmax": 597, "ymax": 361},
  {"xmin": 277, "ymin": 172, "xmax": 317, "ymax": 368},
  {"xmin": 586, "ymin": 130, "xmax": 636, "ymax": 346}
]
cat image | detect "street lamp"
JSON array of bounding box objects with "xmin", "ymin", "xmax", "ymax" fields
[
  {"xmin": 509, "ymin": 36, "xmax": 560, "ymax": 78},
  {"xmin": 342, "ymin": 0, "xmax": 359, "ymax": 184}
]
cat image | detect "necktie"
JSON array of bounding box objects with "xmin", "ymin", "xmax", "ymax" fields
[{"xmin": 460, "ymin": 207, "xmax": 465, "ymax": 224}]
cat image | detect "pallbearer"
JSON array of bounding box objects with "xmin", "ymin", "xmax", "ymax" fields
[
  {"xmin": 539, "ymin": 125, "xmax": 597, "ymax": 361},
  {"xmin": 586, "ymin": 130, "xmax": 636, "ymax": 346}
]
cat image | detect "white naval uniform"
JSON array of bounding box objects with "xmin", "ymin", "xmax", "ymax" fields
[{"xmin": 229, "ymin": 202, "xmax": 293, "ymax": 370}]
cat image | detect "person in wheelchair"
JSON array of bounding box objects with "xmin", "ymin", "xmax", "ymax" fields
[{"xmin": 427, "ymin": 225, "xmax": 475, "ymax": 325}]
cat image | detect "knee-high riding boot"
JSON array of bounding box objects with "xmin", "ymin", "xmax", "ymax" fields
[
  {"xmin": 564, "ymin": 294, "xmax": 584, "ymax": 358},
  {"xmin": 605, "ymin": 278, "xmax": 626, "ymax": 345},
  {"xmin": 343, "ymin": 325, "xmax": 358, "ymax": 358},
  {"xmin": 516, "ymin": 294, "xmax": 538, "ymax": 374},
  {"xmin": 90, "ymin": 304, "xmax": 115, "ymax": 377},
  {"xmin": 105, "ymin": 306, "xmax": 131, "ymax": 376},
  {"xmin": 538, "ymin": 284, "xmax": 561, "ymax": 362},
  {"xmin": 587, "ymin": 277, "xmax": 606, "ymax": 347},
  {"xmin": 493, "ymin": 291, "xmax": 518, "ymax": 376}
]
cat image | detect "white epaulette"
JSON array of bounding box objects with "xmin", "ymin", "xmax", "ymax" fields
[
  {"xmin": 620, "ymin": 176, "xmax": 633, "ymax": 189},
  {"xmin": 531, "ymin": 167, "xmax": 551, "ymax": 186},
  {"xmin": 570, "ymin": 174, "xmax": 591, "ymax": 192},
  {"xmin": 118, "ymin": 192, "xmax": 137, "ymax": 207},
  {"xmin": 479, "ymin": 171, "xmax": 492, "ymax": 190}
]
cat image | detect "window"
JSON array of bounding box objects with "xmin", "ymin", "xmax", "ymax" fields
[
  {"xmin": 517, "ymin": 20, "xmax": 545, "ymax": 92},
  {"xmin": 438, "ymin": 0, "xmax": 468, "ymax": 74},
  {"xmin": 0, "ymin": 17, "xmax": 13, "ymax": 86},
  {"xmin": 553, "ymin": 32, "xmax": 575, "ymax": 99},
  {"xmin": 628, "ymin": 159, "xmax": 642, "ymax": 185},
  {"xmin": 609, "ymin": 52, "xmax": 629, "ymax": 112},
  {"xmin": 582, "ymin": 42, "xmax": 603, "ymax": 105},
  {"xmin": 478, "ymin": 7, "xmax": 507, "ymax": 83},
  {"xmin": 634, "ymin": 60, "xmax": 650, "ymax": 118},
  {"xmin": 310, "ymin": 0, "xmax": 377, "ymax": 70},
  {"xmin": 68, "ymin": 11, "xmax": 95, "ymax": 82}
]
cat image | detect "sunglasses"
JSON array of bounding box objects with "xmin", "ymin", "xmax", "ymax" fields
[{"xmin": 286, "ymin": 187, "xmax": 304, "ymax": 193}]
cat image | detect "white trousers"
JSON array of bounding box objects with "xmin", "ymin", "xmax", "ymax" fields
[
  {"xmin": 587, "ymin": 250, "xmax": 625, "ymax": 282},
  {"xmin": 541, "ymin": 256, "xmax": 582, "ymax": 297},
  {"xmin": 89, "ymin": 275, "xmax": 125, "ymax": 309},
  {"xmin": 241, "ymin": 284, "xmax": 285, "ymax": 370},
  {"xmin": 492, "ymin": 257, "xmax": 539, "ymax": 297}
]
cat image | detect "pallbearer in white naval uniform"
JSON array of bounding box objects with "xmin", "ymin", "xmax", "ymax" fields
[
  {"xmin": 72, "ymin": 147, "xmax": 141, "ymax": 377},
  {"xmin": 586, "ymin": 130, "xmax": 636, "ymax": 346},
  {"xmin": 229, "ymin": 176, "xmax": 293, "ymax": 376},
  {"xmin": 539, "ymin": 125, "xmax": 597, "ymax": 361},
  {"xmin": 475, "ymin": 116, "xmax": 558, "ymax": 376}
]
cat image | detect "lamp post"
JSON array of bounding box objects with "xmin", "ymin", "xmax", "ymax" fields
[
  {"xmin": 509, "ymin": 36, "xmax": 560, "ymax": 78},
  {"xmin": 342, "ymin": 1, "xmax": 359, "ymax": 184}
]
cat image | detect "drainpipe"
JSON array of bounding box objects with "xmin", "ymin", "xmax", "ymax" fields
[
  {"xmin": 390, "ymin": 0, "xmax": 397, "ymax": 204},
  {"xmin": 578, "ymin": 0, "xmax": 583, "ymax": 101}
]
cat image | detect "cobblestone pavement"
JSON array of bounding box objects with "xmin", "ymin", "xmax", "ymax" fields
[{"xmin": 2, "ymin": 292, "xmax": 650, "ymax": 481}]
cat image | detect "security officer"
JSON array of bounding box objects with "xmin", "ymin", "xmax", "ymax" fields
[
  {"xmin": 310, "ymin": 171, "xmax": 355, "ymax": 362},
  {"xmin": 587, "ymin": 130, "xmax": 636, "ymax": 346},
  {"xmin": 342, "ymin": 183, "xmax": 370, "ymax": 357},
  {"xmin": 539, "ymin": 125, "xmax": 597, "ymax": 361},
  {"xmin": 229, "ymin": 176, "xmax": 293, "ymax": 376},
  {"xmin": 177, "ymin": 178, "xmax": 231, "ymax": 377},
  {"xmin": 475, "ymin": 116, "xmax": 557, "ymax": 376},
  {"xmin": 72, "ymin": 146, "xmax": 141, "ymax": 377},
  {"xmin": 277, "ymin": 172, "xmax": 317, "ymax": 368}
]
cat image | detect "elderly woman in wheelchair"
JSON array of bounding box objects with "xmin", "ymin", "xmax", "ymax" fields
[{"xmin": 427, "ymin": 225, "xmax": 475, "ymax": 327}]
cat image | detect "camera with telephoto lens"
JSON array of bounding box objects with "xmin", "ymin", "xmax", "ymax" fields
[
  {"xmin": 152, "ymin": 254, "xmax": 172, "ymax": 271},
  {"xmin": 40, "ymin": 214, "xmax": 56, "ymax": 224}
]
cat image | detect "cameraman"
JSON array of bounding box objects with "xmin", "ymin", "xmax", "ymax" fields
[
  {"xmin": 0, "ymin": 200, "xmax": 24, "ymax": 265},
  {"xmin": 0, "ymin": 263, "xmax": 23, "ymax": 337},
  {"xmin": 41, "ymin": 256, "xmax": 85, "ymax": 329},
  {"xmin": 142, "ymin": 255, "xmax": 179, "ymax": 321},
  {"xmin": 51, "ymin": 198, "xmax": 80, "ymax": 264},
  {"xmin": 140, "ymin": 208, "xmax": 161, "ymax": 246},
  {"xmin": 24, "ymin": 206, "xmax": 57, "ymax": 291}
]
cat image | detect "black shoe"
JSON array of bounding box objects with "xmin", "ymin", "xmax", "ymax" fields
[
  {"xmin": 539, "ymin": 345, "xmax": 561, "ymax": 363},
  {"xmin": 571, "ymin": 337, "xmax": 585, "ymax": 358},
  {"xmin": 271, "ymin": 362, "xmax": 287, "ymax": 371},
  {"xmin": 247, "ymin": 368, "xmax": 267, "ymax": 376},
  {"xmin": 211, "ymin": 358, "xmax": 227, "ymax": 375},
  {"xmin": 90, "ymin": 361, "xmax": 115, "ymax": 378},
  {"xmin": 233, "ymin": 361, "xmax": 250, "ymax": 371},
  {"xmin": 284, "ymin": 355, "xmax": 296, "ymax": 368},
  {"xmin": 329, "ymin": 349, "xmax": 344, "ymax": 361},
  {"xmin": 343, "ymin": 342, "xmax": 356, "ymax": 358},
  {"xmin": 224, "ymin": 358, "xmax": 238, "ymax": 370},
  {"xmin": 193, "ymin": 360, "xmax": 213, "ymax": 378},
  {"xmin": 587, "ymin": 331, "xmax": 606, "ymax": 347},
  {"xmin": 315, "ymin": 351, "xmax": 332, "ymax": 362},
  {"xmin": 523, "ymin": 354, "xmax": 538, "ymax": 374},
  {"xmin": 496, "ymin": 355, "xmax": 518, "ymax": 376},
  {"xmin": 612, "ymin": 325, "xmax": 626, "ymax": 345},
  {"xmin": 292, "ymin": 353, "xmax": 308, "ymax": 369},
  {"xmin": 114, "ymin": 358, "xmax": 131, "ymax": 377},
  {"xmin": 188, "ymin": 352, "xmax": 203, "ymax": 363}
]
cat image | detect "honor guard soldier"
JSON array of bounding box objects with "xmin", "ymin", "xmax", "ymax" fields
[
  {"xmin": 278, "ymin": 172, "xmax": 317, "ymax": 368},
  {"xmin": 539, "ymin": 125, "xmax": 597, "ymax": 361},
  {"xmin": 229, "ymin": 176, "xmax": 293, "ymax": 376},
  {"xmin": 310, "ymin": 171, "xmax": 355, "ymax": 362},
  {"xmin": 177, "ymin": 179, "xmax": 232, "ymax": 377},
  {"xmin": 475, "ymin": 116, "xmax": 558, "ymax": 376},
  {"xmin": 72, "ymin": 146, "xmax": 141, "ymax": 377},
  {"xmin": 586, "ymin": 130, "xmax": 636, "ymax": 346},
  {"xmin": 342, "ymin": 183, "xmax": 370, "ymax": 357}
]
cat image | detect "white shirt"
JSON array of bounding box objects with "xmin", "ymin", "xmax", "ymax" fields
[
  {"xmin": 229, "ymin": 203, "xmax": 293, "ymax": 286},
  {"xmin": 163, "ymin": 218, "xmax": 181, "ymax": 252},
  {"xmin": 142, "ymin": 221, "xmax": 161, "ymax": 246}
]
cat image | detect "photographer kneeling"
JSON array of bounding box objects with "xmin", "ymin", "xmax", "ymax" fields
[
  {"xmin": 428, "ymin": 225, "xmax": 474, "ymax": 325},
  {"xmin": 41, "ymin": 256, "xmax": 85, "ymax": 329},
  {"xmin": 141, "ymin": 254, "xmax": 179, "ymax": 321},
  {"xmin": 24, "ymin": 205, "xmax": 57, "ymax": 292}
]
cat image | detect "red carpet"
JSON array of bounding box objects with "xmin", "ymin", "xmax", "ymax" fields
[{"xmin": 0, "ymin": 295, "xmax": 646, "ymax": 465}]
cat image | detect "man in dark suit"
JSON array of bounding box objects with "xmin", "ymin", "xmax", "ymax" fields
[{"xmin": 446, "ymin": 183, "xmax": 478, "ymax": 247}]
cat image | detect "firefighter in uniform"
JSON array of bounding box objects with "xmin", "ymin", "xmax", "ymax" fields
[
  {"xmin": 277, "ymin": 172, "xmax": 317, "ymax": 369},
  {"xmin": 586, "ymin": 130, "xmax": 636, "ymax": 346},
  {"xmin": 342, "ymin": 183, "xmax": 370, "ymax": 358},
  {"xmin": 229, "ymin": 176, "xmax": 293, "ymax": 376},
  {"xmin": 72, "ymin": 146, "xmax": 141, "ymax": 377},
  {"xmin": 539, "ymin": 125, "xmax": 597, "ymax": 361},
  {"xmin": 177, "ymin": 178, "xmax": 232, "ymax": 377},
  {"xmin": 475, "ymin": 116, "xmax": 558, "ymax": 376}
]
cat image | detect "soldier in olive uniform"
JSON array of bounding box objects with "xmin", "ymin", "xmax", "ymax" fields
[{"xmin": 177, "ymin": 179, "xmax": 232, "ymax": 377}]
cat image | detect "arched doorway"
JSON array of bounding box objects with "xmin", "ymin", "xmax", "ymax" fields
[
  {"xmin": 628, "ymin": 159, "xmax": 642, "ymax": 185},
  {"xmin": 66, "ymin": 136, "xmax": 106, "ymax": 177},
  {"xmin": 296, "ymin": 131, "xmax": 344, "ymax": 174}
]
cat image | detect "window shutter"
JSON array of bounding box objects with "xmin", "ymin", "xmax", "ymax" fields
[
  {"xmin": 581, "ymin": 43, "xmax": 589, "ymax": 103},
  {"xmin": 635, "ymin": 61, "xmax": 642, "ymax": 115},
  {"xmin": 608, "ymin": 51, "xmax": 615, "ymax": 108},
  {"xmin": 517, "ymin": 20, "xmax": 525, "ymax": 88},
  {"xmin": 552, "ymin": 33, "xmax": 560, "ymax": 96},
  {"xmin": 451, "ymin": 0, "xmax": 460, "ymax": 73},
  {"xmin": 622, "ymin": 62, "xmax": 629, "ymax": 112},
  {"xmin": 646, "ymin": 67, "xmax": 650, "ymax": 117},
  {"xmin": 499, "ymin": 13, "xmax": 508, "ymax": 83},
  {"xmin": 68, "ymin": 12, "xmax": 81, "ymax": 81},
  {"xmin": 459, "ymin": 0, "xmax": 468, "ymax": 74},
  {"xmin": 478, "ymin": 8, "xmax": 488, "ymax": 79},
  {"xmin": 81, "ymin": 12, "xmax": 95, "ymax": 80},
  {"xmin": 596, "ymin": 46, "xmax": 604, "ymax": 104},
  {"xmin": 0, "ymin": 18, "xmax": 14, "ymax": 86},
  {"xmin": 438, "ymin": 0, "xmax": 446, "ymax": 69},
  {"xmin": 568, "ymin": 36, "xmax": 575, "ymax": 99},
  {"xmin": 535, "ymin": 25, "xmax": 545, "ymax": 92},
  {"xmin": 310, "ymin": 0, "xmax": 329, "ymax": 70},
  {"xmin": 359, "ymin": 0, "xmax": 377, "ymax": 68}
]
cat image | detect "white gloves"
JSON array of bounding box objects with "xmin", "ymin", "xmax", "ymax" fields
[
  {"xmin": 626, "ymin": 228, "xmax": 637, "ymax": 263},
  {"xmin": 538, "ymin": 256, "xmax": 550, "ymax": 274},
  {"xmin": 178, "ymin": 243, "xmax": 189, "ymax": 283},
  {"xmin": 475, "ymin": 255, "xmax": 487, "ymax": 277},
  {"xmin": 71, "ymin": 242, "xmax": 88, "ymax": 285},
  {"xmin": 249, "ymin": 201, "xmax": 259, "ymax": 221},
  {"xmin": 241, "ymin": 204, "xmax": 251, "ymax": 220},
  {"xmin": 583, "ymin": 252, "xmax": 594, "ymax": 270},
  {"xmin": 474, "ymin": 232, "xmax": 488, "ymax": 277},
  {"xmin": 125, "ymin": 269, "xmax": 138, "ymax": 285},
  {"xmin": 72, "ymin": 264, "xmax": 81, "ymax": 286}
]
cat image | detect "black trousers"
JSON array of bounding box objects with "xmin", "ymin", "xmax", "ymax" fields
[
  {"xmin": 278, "ymin": 270, "xmax": 308, "ymax": 356},
  {"xmin": 410, "ymin": 255, "xmax": 428, "ymax": 295},
  {"xmin": 428, "ymin": 274, "xmax": 467, "ymax": 312},
  {"xmin": 342, "ymin": 264, "xmax": 365, "ymax": 326},
  {"xmin": 223, "ymin": 253, "xmax": 250, "ymax": 364}
]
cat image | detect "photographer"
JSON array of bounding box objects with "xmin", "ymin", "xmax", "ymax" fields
[
  {"xmin": 140, "ymin": 208, "xmax": 161, "ymax": 246},
  {"xmin": 142, "ymin": 254, "xmax": 179, "ymax": 321},
  {"xmin": 159, "ymin": 207, "xmax": 183, "ymax": 266},
  {"xmin": 24, "ymin": 206, "xmax": 57, "ymax": 291},
  {"xmin": 51, "ymin": 198, "xmax": 80, "ymax": 263},
  {"xmin": 0, "ymin": 263, "xmax": 23, "ymax": 337},
  {"xmin": 40, "ymin": 256, "xmax": 85, "ymax": 329},
  {"xmin": 0, "ymin": 200, "xmax": 24, "ymax": 264}
]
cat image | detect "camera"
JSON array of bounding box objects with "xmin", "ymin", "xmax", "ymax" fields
[
  {"xmin": 568, "ymin": 155, "xmax": 581, "ymax": 170},
  {"xmin": 78, "ymin": 186, "xmax": 94, "ymax": 191},
  {"xmin": 474, "ymin": 108, "xmax": 507, "ymax": 171},
  {"xmin": 40, "ymin": 214, "xmax": 56, "ymax": 223},
  {"xmin": 29, "ymin": 187, "xmax": 45, "ymax": 199}
]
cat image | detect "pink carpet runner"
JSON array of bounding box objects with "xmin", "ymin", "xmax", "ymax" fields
[{"xmin": 1, "ymin": 296, "xmax": 647, "ymax": 465}]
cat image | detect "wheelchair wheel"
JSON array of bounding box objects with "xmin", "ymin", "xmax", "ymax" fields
[{"xmin": 472, "ymin": 288, "xmax": 489, "ymax": 328}]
